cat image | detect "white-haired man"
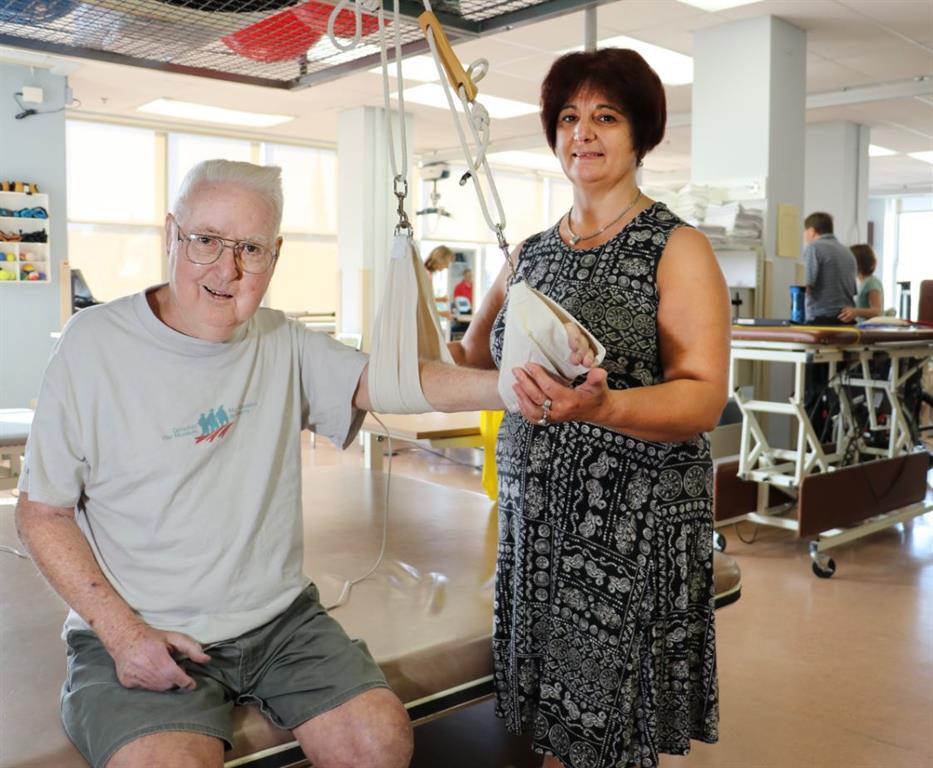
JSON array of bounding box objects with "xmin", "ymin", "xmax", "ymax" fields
[{"xmin": 15, "ymin": 159, "xmax": 504, "ymax": 768}]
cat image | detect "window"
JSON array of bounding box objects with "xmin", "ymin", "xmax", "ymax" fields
[
  {"xmin": 267, "ymin": 240, "xmax": 338, "ymax": 314},
  {"xmin": 896, "ymin": 208, "xmax": 933, "ymax": 320},
  {"xmin": 67, "ymin": 225, "xmax": 163, "ymax": 303},
  {"xmin": 167, "ymin": 133, "xmax": 253, "ymax": 206},
  {"xmin": 263, "ymin": 143, "xmax": 337, "ymax": 235},
  {"xmin": 67, "ymin": 122, "xmax": 158, "ymax": 224},
  {"xmin": 67, "ymin": 121, "xmax": 163, "ymax": 300}
]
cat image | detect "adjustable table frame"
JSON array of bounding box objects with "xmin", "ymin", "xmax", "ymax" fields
[{"xmin": 723, "ymin": 332, "xmax": 933, "ymax": 575}]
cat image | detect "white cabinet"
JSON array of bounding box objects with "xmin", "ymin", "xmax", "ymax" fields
[{"xmin": 0, "ymin": 191, "xmax": 50, "ymax": 283}]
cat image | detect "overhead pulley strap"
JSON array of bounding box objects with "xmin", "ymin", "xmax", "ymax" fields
[{"xmin": 368, "ymin": 235, "xmax": 453, "ymax": 414}]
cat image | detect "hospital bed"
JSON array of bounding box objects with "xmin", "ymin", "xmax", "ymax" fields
[
  {"xmin": 1, "ymin": 462, "xmax": 740, "ymax": 767},
  {"xmin": 717, "ymin": 325, "xmax": 933, "ymax": 577},
  {"xmin": 0, "ymin": 408, "xmax": 31, "ymax": 491}
]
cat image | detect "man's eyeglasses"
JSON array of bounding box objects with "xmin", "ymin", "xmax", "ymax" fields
[{"xmin": 170, "ymin": 215, "xmax": 277, "ymax": 275}]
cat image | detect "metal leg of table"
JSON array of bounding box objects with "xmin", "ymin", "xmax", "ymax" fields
[{"xmin": 363, "ymin": 432, "xmax": 385, "ymax": 471}]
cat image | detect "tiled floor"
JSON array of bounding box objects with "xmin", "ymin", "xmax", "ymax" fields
[{"xmin": 4, "ymin": 435, "xmax": 932, "ymax": 768}]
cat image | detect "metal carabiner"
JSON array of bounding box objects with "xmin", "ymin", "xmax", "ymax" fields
[{"xmin": 393, "ymin": 175, "xmax": 412, "ymax": 235}]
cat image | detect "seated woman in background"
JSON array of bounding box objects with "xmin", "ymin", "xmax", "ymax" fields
[{"xmin": 839, "ymin": 243, "xmax": 884, "ymax": 322}]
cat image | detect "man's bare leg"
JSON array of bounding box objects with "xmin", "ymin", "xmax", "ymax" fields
[{"xmin": 292, "ymin": 687, "xmax": 413, "ymax": 768}]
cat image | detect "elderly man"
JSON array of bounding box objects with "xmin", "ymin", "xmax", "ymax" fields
[{"xmin": 15, "ymin": 160, "xmax": 503, "ymax": 768}]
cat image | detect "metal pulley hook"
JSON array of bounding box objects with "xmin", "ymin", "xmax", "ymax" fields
[
  {"xmin": 495, "ymin": 225, "xmax": 515, "ymax": 280},
  {"xmin": 393, "ymin": 175, "xmax": 412, "ymax": 235},
  {"xmin": 467, "ymin": 59, "xmax": 489, "ymax": 84}
]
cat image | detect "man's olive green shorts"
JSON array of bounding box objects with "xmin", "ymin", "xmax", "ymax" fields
[{"xmin": 61, "ymin": 584, "xmax": 389, "ymax": 768}]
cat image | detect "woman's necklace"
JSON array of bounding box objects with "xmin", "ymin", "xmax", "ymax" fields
[{"xmin": 565, "ymin": 187, "xmax": 642, "ymax": 247}]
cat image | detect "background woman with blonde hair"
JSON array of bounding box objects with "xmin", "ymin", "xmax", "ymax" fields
[{"xmin": 424, "ymin": 244, "xmax": 455, "ymax": 319}]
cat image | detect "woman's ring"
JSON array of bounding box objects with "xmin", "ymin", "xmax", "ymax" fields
[{"xmin": 538, "ymin": 398, "xmax": 551, "ymax": 426}]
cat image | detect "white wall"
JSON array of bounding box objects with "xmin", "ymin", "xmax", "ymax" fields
[
  {"xmin": 804, "ymin": 121, "xmax": 870, "ymax": 246},
  {"xmin": 0, "ymin": 63, "xmax": 68, "ymax": 408}
]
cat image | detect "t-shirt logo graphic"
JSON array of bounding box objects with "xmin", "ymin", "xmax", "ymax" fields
[{"xmin": 196, "ymin": 405, "xmax": 234, "ymax": 443}]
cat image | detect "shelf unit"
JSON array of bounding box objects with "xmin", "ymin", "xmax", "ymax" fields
[{"xmin": 0, "ymin": 191, "xmax": 50, "ymax": 283}]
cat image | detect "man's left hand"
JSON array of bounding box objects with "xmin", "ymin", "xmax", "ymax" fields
[
  {"xmin": 565, "ymin": 322, "xmax": 597, "ymax": 368},
  {"xmin": 838, "ymin": 307, "xmax": 857, "ymax": 323}
]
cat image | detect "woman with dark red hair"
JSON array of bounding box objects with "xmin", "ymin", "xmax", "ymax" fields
[{"xmin": 450, "ymin": 48, "xmax": 729, "ymax": 767}]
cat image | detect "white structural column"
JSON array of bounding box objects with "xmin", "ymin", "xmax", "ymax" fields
[
  {"xmin": 336, "ymin": 106, "xmax": 413, "ymax": 347},
  {"xmin": 804, "ymin": 121, "xmax": 870, "ymax": 246},
  {"xmin": 692, "ymin": 16, "xmax": 807, "ymax": 445}
]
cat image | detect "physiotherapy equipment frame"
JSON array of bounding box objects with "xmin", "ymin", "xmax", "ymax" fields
[
  {"xmin": 0, "ymin": 0, "xmax": 619, "ymax": 90},
  {"xmin": 723, "ymin": 327, "xmax": 933, "ymax": 577}
]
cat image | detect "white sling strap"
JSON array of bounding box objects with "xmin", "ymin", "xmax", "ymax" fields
[
  {"xmin": 498, "ymin": 281, "xmax": 606, "ymax": 412},
  {"xmin": 367, "ymin": 235, "xmax": 453, "ymax": 414}
]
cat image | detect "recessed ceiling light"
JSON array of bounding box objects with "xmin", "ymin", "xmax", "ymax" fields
[
  {"xmin": 138, "ymin": 98, "xmax": 293, "ymax": 128},
  {"xmin": 563, "ymin": 35, "xmax": 693, "ymax": 86},
  {"xmin": 868, "ymin": 144, "xmax": 898, "ymax": 157},
  {"xmin": 908, "ymin": 151, "xmax": 933, "ymax": 164},
  {"xmin": 676, "ymin": 0, "xmax": 764, "ymax": 11},
  {"xmin": 390, "ymin": 84, "xmax": 538, "ymax": 119},
  {"xmin": 488, "ymin": 151, "xmax": 562, "ymax": 173},
  {"xmin": 368, "ymin": 54, "xmax": 440, "ymax": 82}
]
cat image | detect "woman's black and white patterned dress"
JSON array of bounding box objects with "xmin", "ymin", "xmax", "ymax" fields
[{"xmin": 491, "ymin": 202, "xmax": 718, "ymax": 768}]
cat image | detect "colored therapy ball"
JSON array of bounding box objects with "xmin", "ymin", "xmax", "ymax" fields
[{"xmin": 0, "ymin": 268, "xmax": 13, "ymax": 280}]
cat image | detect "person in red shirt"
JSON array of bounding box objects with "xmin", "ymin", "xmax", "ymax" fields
[{"xmin": 452, "ymin": 268, "xmax": 473, "ymax": 313}]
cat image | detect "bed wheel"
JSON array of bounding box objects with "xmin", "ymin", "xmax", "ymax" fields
[
  {"xmin": 811, "ymin": 557, "xmax": 836, "ymax": 578},
  {"xmin": 713, "ymin": 531, "xmax": 726, "ymax": 552},
  {"xmin": 809, "ymin": 541, "xmax": 836, "ymax": 578}
]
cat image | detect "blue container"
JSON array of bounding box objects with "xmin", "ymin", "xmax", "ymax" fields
[{"xmin": 789, "ymin": 285, "xmax": 806, "ymax": 324}]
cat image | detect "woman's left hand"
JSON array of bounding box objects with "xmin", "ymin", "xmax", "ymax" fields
[{"xmin": 513, "ymin": 363, "xmax": 611, "ymax": 426}]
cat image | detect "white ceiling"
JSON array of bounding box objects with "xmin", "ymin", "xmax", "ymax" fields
[{"xmin": 6, "ymin": 0, "xmax": 933, "ymax": 194}]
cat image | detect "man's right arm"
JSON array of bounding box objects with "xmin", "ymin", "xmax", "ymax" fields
[{"xmin": 15, "ymin": 492, "xmax": 209, "ymax": 691}]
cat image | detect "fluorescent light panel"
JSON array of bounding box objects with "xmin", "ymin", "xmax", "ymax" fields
[
  {"xmin": 368, "ymin": 54, "xmax": 440, "ymax": 82},
  {"xmin": 908, "ymin": 151, "xmax": 933, "ymax": 165},
  {"xmin": 676, "ymin": 0, "xmax": 764, "ymax": 11},
  {"xmin": 564, "ymin": 36, "xmax": 693, "ymax": 86},
  {"xmin": 868, "ymin": 144, "xmax": 898, "ymax": 157},
  {"xmin": 391, "ymin": 84, "xmax": 538, "ymax": 119},
  {"xmin": 138, "ymin": 98, "xmax": 293, "ymax": 127}
]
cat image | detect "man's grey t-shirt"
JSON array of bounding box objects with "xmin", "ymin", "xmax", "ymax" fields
[
  {"xmin": 804, "ymin": 234, "xmax": 857, "ymax": 321},
  {"xmin": 21, "ymin": 289, "xmax": 367, "ymax": 643}
]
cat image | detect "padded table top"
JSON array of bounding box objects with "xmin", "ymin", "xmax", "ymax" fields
[
  {"xmin": 0, "ymin": 409, "xmax": 32, "ymax": 447},
  {"xmin": 731, "ymin": 325, "xmax": 933, "ymax": 346},
  {"xmin": 362, "ymin": 411, "xmax": 482, "ymax": 441},
  {"xmin": 0, "ymin": 465, "xmax": 497, "ymax": 767}
]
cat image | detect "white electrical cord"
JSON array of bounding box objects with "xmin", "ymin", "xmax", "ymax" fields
[
  {"xmin": 1, "ymin": 544, "xmax": 29, "ymax": 559},
  {"xmin": 326, "ymin": 415, "xmax": 393, "ymax": 610}
]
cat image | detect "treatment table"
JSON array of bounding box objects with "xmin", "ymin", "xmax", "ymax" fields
[
  {"xmin": 1, "ymin": 462, "xmax": 740, "ymax": 768},
  {"xmin": 0, "ymin": 466, "xmax": 497, "ymax": 768},
  {"xmin": 0, "ymin": 409, "xmax": 31, "ymax": 491},
  {"xmin": 718, "ymin": 325, "xmax": 933, "ymax": 576}
]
